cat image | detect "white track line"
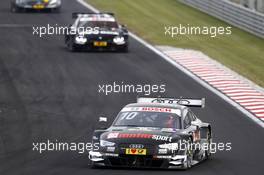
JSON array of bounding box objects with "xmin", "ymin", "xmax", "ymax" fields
[
  {"xmin": 181, "ymin": 64, "xmax": 215, "ymax": 68},
  {"xmin": 228, "ymin": 92, "xmax": 263, "ymax": 97},
  {"xmin": 213, "ymin": 84, "xmax": 249, "ymax": 88},
  {"xmin": 232, "ymin": 96, "xmax": 264, "ymax": 100},
  {"xmin": 236, "ymin": 99, "xmax": 264, "ymax": 103},
  {"xmin": 209, "ymin": 81, "xmax": 241, "ymax": 86},
  {"xmin": 218, "ymin": 87, "xmax": 253, "ymax": 91},
  {"xmin": 76, "ymin": 0, "xmax": 264, "ymax": 128},
  {"xmin": 251, "ymin": 109, "xmax": 264, "ymax": 113},
  {"xmin": 245, "ymin": 105, "xmax": 264, "ymax": 110},
  {"xmin": 195, "ymin": 71, "xmax": 227, "ymax": 75},
  {"xmin": 256, "ymin": 114, "xmax": 264, "ymax": 117},
  {"xmin": 202, "ymin": 77, "xmax": 235, "ymax": 81},
  {"xmin": 223, "ymin": 89, "xmax": 258, "ymax": 93},
  {"xmin": 240, "ymin": 102, "xmax": 264, "ymax": 106},
  {"xmin": 207, "ymin": 80, "xmax": 241, "ymax": 83}
]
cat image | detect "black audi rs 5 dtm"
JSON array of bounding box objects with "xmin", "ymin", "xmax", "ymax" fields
[
  {"xmin": 64, "ymin": 12, "xmax": 129, "ymax": 52},
  {"xmin": 89, "ymin": 97, "xmax": 212, "ymax": 169}
]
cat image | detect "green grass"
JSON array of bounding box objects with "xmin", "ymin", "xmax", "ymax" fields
[{"xmin": 87, "ymin": 0, "xmax": 264, "ymax": 87}]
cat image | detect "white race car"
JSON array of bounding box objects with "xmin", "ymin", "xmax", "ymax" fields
[{"xmin": 11, "ymin": 0, "xmax": 62, "ymax": 13}]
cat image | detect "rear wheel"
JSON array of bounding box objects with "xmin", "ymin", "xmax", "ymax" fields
[{"xmin": 204, "ymin": 130, "xmax": 212, "ymax": 159}]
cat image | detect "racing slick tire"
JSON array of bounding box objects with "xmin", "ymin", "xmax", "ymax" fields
[
  {"xmin": 66, "ymin": 38, "xmax": 78, "ymax": 52},
  {"xmin": 88, "ymin": 159, "xmax": 104, "ymax": 169},
  {"xmin": 51, "ymin": 7, "xmax": 61, "ymax": 13},
  {"xmin": 88, "ymin": 160, "xmax": 98, "ymax": 169},
  {"xmin": 181, "ymin": 138, "xmax": 193, "ymax": 170},
  {"xmin": 204, "ymin": 130, "xmax": 212, "ymax": 159},
  {"xmin": 119, "ymin": 45, "xmax": 128, "ymax": 53},
  {"xmin": 10, "ymin": 3, "xmax": 20, "ymax": 13}
]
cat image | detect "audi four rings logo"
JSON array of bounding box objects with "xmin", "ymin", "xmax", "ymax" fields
[{"xmin": 129, "ymin": 144, "xmax": 144, "ymax": 149}]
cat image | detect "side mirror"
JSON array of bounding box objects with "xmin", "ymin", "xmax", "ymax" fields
[
  {"xmin": 98, "ymin": 117, "xmax": 108, "ymax": 129},
  {"xmin": 99, "ymin": 117, "xmax": 107, "ymax": 122}
]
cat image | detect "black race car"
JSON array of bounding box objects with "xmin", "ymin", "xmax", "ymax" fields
[
  {"xmin": 64, "ymin": 13, "xmax": 129, "ymax": 52},
  {"xmin": 89, "ymin": 97, "xmax": 212, "ymax": 169},
  {"xmin": 10, "ymin": 0, "xmax": 61, "ymax": 13}
]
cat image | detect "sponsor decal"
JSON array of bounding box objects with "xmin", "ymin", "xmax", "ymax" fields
[
  {"xmin": 152, "ymin": 135, "xmax": 172, "ymax": 142},
  {"xmin": 158, "ymin": 149, "xmax": 168, "ymax": 154},
  {"xmin": 125, "ymin": 148, "xmax": 146, "ymax": 155},
  {"xmin": 129, "ymin": 144, "xmax": 144, "ymax": 149},
  {"xmin": 121, "ymin": 107, "xmax": 181, "ymax": 115},
  {"xmin": 154, "ymin": 155, "xmax": 172, "ymax": 159},
  {"xmin": 106, "ymin": 147, "xmax": 115, "ymax": 152},
  {"xmin": 142, "ymin": 107, "xmax": 172, "ymax": 113},
  {"xmin": 104, "ymin": 153, "xmax": 118, "ymax": 157},
  {"xmin": 114, "ymin": 133, "xmax": 172, "ymax": 142},
  {"xmin": 107, "ymin": 133, "xmax": 119, "ymax": 139},
  {"xmin": 119, "ymin": 133, "xmax": 152, "ymax": 139},
  {"xmin": 161, "ymin": 128, "xmax": 175, "ymax": 132},
  {"xmin": 127, "ymin": 127, "xmax": 155, "ymax": 131}
]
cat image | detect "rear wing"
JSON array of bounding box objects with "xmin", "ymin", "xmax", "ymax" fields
[
  {"xmin": 72, "ymin": 12, "xmax": 115, "ymax": 19},
  {"xmin": 137, "ymin": 97, "xmax": 205, "ymax": 108}
]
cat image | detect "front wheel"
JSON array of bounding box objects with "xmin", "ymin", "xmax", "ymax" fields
[
  {"xmin": 118, "ymin": 45, "xmax": 128, "ymax": 53},
  {"xmin": 88, "ymin": 159, "xmax": 102, "ymax": 169},
  {"xmin": 182, "ymin": 138, "xmax": 193, "ymax": 170},
  {"xmin": 89, "ymin": 160, "xmax": 96, "ymax": 169},
  {"xmin": 51, "ymin": 7, "xmax": 61, "ymax": 13},
  {"xmin": 66, "ymin": 38, "xmax": 78, "ymax": 52},
  {"xmin": 10, "ymin": 3, "xmax": 19, "ymax": 13}
]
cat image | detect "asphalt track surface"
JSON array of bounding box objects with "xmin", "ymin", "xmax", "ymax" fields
[{"xmin": 0, "ymin": 0, "xmax": 263, "ymax": 175}]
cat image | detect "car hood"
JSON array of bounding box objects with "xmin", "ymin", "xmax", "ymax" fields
[{"xmin": 100, "ymin": 127, "xmax": 183, "ymax": 144}]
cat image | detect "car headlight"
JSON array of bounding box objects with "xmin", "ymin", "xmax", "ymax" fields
[
  {"xmin": 100, "ymin": 140, "xmax": 115, "ymax": 147},
  {"xmin": 113, "ymin": 36, "xmax": 125, "ymax": 45},
  {"xmin": 158, "ymin": 143, "xmax": 178, "ymax": 150},
  {"xmin": 75, "ymin": 35, "xmax": 87, "ymax": 44}
]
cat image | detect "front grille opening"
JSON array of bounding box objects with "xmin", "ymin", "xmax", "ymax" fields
[{"xmin": 108, "ymin": 155, "xmax": 164, "ymax": 168}]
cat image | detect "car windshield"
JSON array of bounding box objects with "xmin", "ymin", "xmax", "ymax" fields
[
  {"xmin": 113, "ymin": 111, "xmax": 182, "ymax": 129},
  {"xmin": 78, "ymin": 20, "xmax": 118, "ymax": 29}
]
